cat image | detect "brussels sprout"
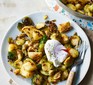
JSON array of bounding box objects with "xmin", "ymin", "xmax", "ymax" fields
[
  {"xmin": 40, "ymin": 70, "xmax": 49, "ymax": 76},
  {"xmin": 70, "ymin": 33, "xmax": 81, "ymax": 47},
  {"xmin": 59, "ymin": 65, "xmax": 67, "ymax": 71},
  {"xmin": 17, "ymin": 22, "xmax": 24, "ymax": 31},
  {"xmin": 64, "ymin": 57, "xmax": 74, "ymax": 67},
  {"xmin": 61, "ymin": 70, "xmax": 69, "ymax": 80},
  {"xmin": 8, "ymin": 37, "xmax": 14, "ymax": 44},
  {"xmin": 42, "ymin": 62, "xmax": 53, "ymax": 72},
  {"xmin": 53, "ymin": 71, "xmax": 61, "ymax": 80},
  {"xmin": 32, "ymin": 74, "xmax": 43, "ymax": 85},
  {"xmin": 39, "ymin": 56, "xmax": 47, "ymax": 64},
  {"xmin": 22, "ymin": 17, "xmax": 34, "ymax": 26},
  {"xmin": 16, "ymin": 38, "xmax": 25, "ymax": 45},
  {"xmin": 8, "ymin": 52, "xmax": 16, "ymax": 61},
  {"xmin": 48, "ymin": 76, "xmax": 57, "ymax": 83}
]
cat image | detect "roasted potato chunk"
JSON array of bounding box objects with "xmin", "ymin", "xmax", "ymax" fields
[
  {"xmin": 58, "ymin": 22, "xmax": 71, "ymax": 33},
  {"xmin": 69, "ymin": 48, "xmax": 79, "ymax": 58},
  {"xmin": 61, "ymin": 34, "xmax": 69, "ymax": 44},
  {"xmin": 28, "ymin": 52, "xmax": 42, "ymax": 63},
  {"xmin": 22, "ymin": 26, "xmax": 36, "ymax": 38},
  {"xmin": 32, "ymin": 30, "xmax": 44, "ymax": 40},
  {"xmin": 22, "ymin": 26, "xmax": 43, "ymax": 40},
  {"xmin": 36, "ymin": 22, "xmax": 45, "ymax": 29},
  {"xmin": 23, "ymin": 58, "xmax": 37, "ymax": 71},
  {"xmin": 14, "ymin": 69, "xmax": 20, "ymax": 75},
  {"xmin": 8, "ymin": 44, "xmax": 17, "ymax": 52},
  {"xmin": 20, "ymin": 66, "xmax": 34, "ymax": 78},
  {"xmin": 50, "ymin": 33, "xmax": 61, "ymax": 41}
]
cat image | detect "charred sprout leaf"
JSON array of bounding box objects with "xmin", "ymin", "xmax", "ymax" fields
[
  {"xmin": 37, "ymin": 64, "xmax": 42, "ymax": 70},
  {"xmin": 8, "ymin": 37, "xmax": 14, "ymax": 44},
  {"xmin": 22, "ymin": 17, "xmax": 34, "ymax": 26},
  {"xmin": 8, "ymin": 52, "xmax": 16, "ymax": 61},
  {"xmin": 17, "ymin": 22, "xmax": 24, "ymax": 31}
]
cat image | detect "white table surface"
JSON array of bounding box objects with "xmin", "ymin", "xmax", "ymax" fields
[{"xmin": 0, "ymin": 0, "xmax": 93, "ymax": 85}]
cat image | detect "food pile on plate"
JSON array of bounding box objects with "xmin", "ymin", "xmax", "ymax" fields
[
  {"xmin": 61, "ymin": 0, "xmax": 93, "ymax": 17},
  {"xmin": 7, "ymin": 16, "xmax": 81, "ymax": 85}
]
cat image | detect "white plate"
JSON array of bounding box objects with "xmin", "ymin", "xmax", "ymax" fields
[{"xmin": 1, "ymin": 11, "xmax": 91, "ymax": 85}]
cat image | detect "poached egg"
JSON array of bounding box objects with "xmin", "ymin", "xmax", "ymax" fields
[{"xmin": 44, "ymin": 40, "xmax": 68, "ymax": 67}]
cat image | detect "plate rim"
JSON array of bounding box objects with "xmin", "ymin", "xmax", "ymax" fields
[{"xmin": 0, "ymin": 11, "xmax": 91, "ymax": 85}]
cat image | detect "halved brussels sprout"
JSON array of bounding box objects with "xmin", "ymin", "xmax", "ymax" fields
[
  {"xmin": 42, "ymin": 62, "xmax": 53, "ymax": 72},
  {"xmin": 32, "ymin": 74, "xmax": 43, "ymax": 85},
  {"xmin": 53, "ymin": 71, "xmax": 61, "ymax": 80},
  {"xmin": 39, "ymin": 56, "xmax": 47, "ymax": 64},
  {"xmin": 70, "ymin": 33, "xmax": 81, "ymax": 47},
  {"xmin": 61, "ymin": 70, "xmax": 69, "ymax": 80},
  {"xmin": 64, "ymin": 56, "xmax": 74, "ymax": 67},
  {"xmin": 40, "ymin": 70, "xmax": 49, "ymax": 76}
]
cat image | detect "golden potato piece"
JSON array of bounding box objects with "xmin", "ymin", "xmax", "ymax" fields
[
  {"xmin": 67, "ymin": 4, "xmax": 76, "ymax": 11},
  {"xmin": 58, "ymin": 22, "xmax": 71, "ymax": 33},
  {"xmin": 61, "ymin": 34, "xmax": 69, "ymax": 44},
  {"xmin": 14, "ymin": 69, "xmax": 20, "ymax": 75},
  {"xmin": 22, "ymin": 26, "xmax": 43, "ymax": 40},
  {"xmin": 36, "ymin": 22, "xmax": 45, "ymax": 29},
  {"xmin": 20, "ymin": 65, "xmax": 34, "ymax": 78},
  {"xmin": 32, "ymin": 30, "xmax": 43, "ymax": 40},
  {"xmin": 69, "ymin": 48, "xmax": 79, "ymax": 58},
  {"xmin": 23, "ymin": 59, "xmax": 37, "ymax": 71},
  {"xmin": 8, "ymin": 44, "xmax": 17, "ymax": 52},
  {"xmin": 28, "ymin": 52, "xmax": 42, "ymax": 63},
  {"xmin": 22, "ymin": 26, "xmax": 36, "ymax": 38},
  {"xmin": 32, "ymin": 74, "xmax": 43, "ymax": 85}
]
